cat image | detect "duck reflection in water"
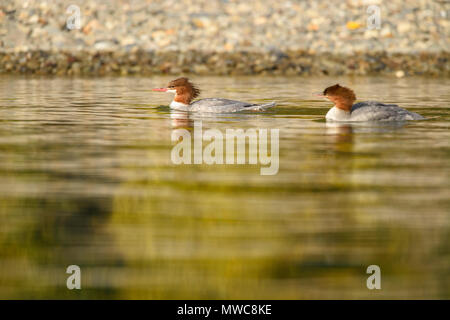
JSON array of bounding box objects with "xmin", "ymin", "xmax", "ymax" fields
[
  {"xmin": 170, "ymin": 110, "xmax": 194, "ymax": 129},
  {"xmin": 325, "ymin": 121, "xmax": 409, "ymax": 146}
]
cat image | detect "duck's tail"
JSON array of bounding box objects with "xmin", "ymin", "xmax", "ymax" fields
[{"xmin": 246, "ymin": 101, "xmax": 277, "ymax": 111}]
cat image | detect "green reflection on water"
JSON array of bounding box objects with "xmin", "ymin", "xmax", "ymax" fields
[{"xmin": 0, "ymin": 76, "xmax": 449, "ymax": 299}]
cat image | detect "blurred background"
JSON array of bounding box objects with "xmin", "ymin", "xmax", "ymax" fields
[
  {"xmin": 0, "ymin": 0, "xmax": 449, "ymax": 76},
  {"xmin": 0, "ymin": 1, "xmax": 449, "ymax": 300}
]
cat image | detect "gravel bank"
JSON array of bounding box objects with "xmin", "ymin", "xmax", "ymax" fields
[{"xmin": 1, "ymin": 0, "xmax": 449, "ymax": 76}]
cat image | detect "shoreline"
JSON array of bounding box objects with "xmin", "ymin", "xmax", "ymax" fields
[{"xmin": 1, "ymin": 50, "xmax": 449, "ymax": 76}]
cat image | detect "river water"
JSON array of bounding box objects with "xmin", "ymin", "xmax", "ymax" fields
[{"xmin": 0, "ymin": 75, "xmax": 448, "ymax": 299}]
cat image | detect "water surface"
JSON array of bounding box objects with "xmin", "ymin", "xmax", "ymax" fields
[{"xmin": 0, "ymin": 76, "xmax": 449, "ymax": 299}]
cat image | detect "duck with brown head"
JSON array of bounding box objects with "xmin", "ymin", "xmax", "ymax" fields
[
  {"xmin": 152, "ymin": 77, "xmax": 276, "ymax": 113},
  {"xmin": 318, "ymin": 84, "xmax": 424, "ymax": 121}
]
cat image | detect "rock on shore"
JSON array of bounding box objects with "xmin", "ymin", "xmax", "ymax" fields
[{"xmin": 1, "ymin": 0, "xmax": 449, "ymax": 76}]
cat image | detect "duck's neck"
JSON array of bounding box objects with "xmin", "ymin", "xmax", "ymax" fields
[
  {"xmin": 170, "ymin": 100, "xmax": 190, "ymax": 111},
  {"xmin": 174, "ymin": 91, "xmax": 193, "ymax": 105},
  {"xmin": 325, "ymin": 106, "xmax": 351, "ymax": 121},
  {"xmin": 170, "ymin": 91, "xmax": 193, "ymax": 111},
  {"xmin": 325, "ymin": 96, "xmax": 355, "ymax": 121},
  {"xmin": 332, "ymin": 96, "xmax": 353, "ymax": 112}
]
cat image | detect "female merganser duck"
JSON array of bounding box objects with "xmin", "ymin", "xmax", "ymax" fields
[
  {"xmin": 319, "ymin": 84, "xmax": 424, "ymax": 121},
  {"xmin": 152, "ymin": 77, "xmax": 276, "ymax": 113}
]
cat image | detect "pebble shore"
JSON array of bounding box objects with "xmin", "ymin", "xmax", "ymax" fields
[{"xmin": 1, "ymin": 0, "xmax": 449, "ymax": 76}]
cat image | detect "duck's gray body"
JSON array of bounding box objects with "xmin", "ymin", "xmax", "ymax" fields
[
  {"xmin": 326, "ymin": 101, "xmax": 424, "ymax": 122},
  {"xmin": 170, "ymin": 98, "xmax": 276, "ymax": 113}
]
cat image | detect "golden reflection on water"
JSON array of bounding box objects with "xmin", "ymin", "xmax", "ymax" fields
[{"xmin": 0, "ymin": 76, "xmax": 449, "ymax": 299}]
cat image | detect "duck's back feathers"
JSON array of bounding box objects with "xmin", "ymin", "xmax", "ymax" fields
[
  {"xmin": 189, "ymin": 98, "xmax": 276, "ymax": 113},
  {"xmin": 350, "ymin": 101, "xmax": 424, "ymax": 121}
]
